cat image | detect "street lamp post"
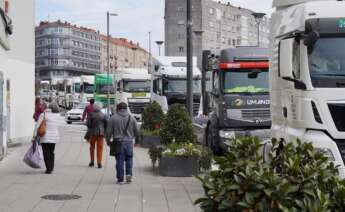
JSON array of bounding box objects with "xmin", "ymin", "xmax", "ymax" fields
[
  {"xmin": 107, "ymin": 12, "xmax": 118, "ymax": 117},
  {"xmin": 155, "ymin": 41, "xmax": 164, "ymax": 56},
  {"xmin": 186, "ymin": 0, "xmax": 193, "ymax": 117},
  {"xmin": 252, "ymin": 12, "xmax": 266, "ymax": 47}
]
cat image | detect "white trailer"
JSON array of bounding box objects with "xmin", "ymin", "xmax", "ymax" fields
[
  {"xmin": 151, "ymin": 56, "xmax": 202, "ymax": 115},
  {"xmin": 270, "ymin": 0, "xmax": 345, "ymax": 177},
  {"xmin": 115, "ymin": 68, "xmax": 151, "ymax": 121}
]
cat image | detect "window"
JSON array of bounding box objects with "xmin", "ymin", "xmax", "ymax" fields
[
  {"xmin": 178, "ymin": 46, "xmax": 184, "ymax": 53},
  {"xmin": 209, "ymin": 8, "xmax": 214, "ymax": 14},
  {"xmin": 178, "ymin": 33, "xmax": 184, "ymax": 40},
  {"xmin": 177, "ymin": 7, "xmax": 184, "ymax": 12},
  {"xmin": 177, "ymin": 20, "xmax": 185, "ymax": 25},
  {"xmin": 209, "ymin": 22, "xmax": 214, "ymax": 28}
]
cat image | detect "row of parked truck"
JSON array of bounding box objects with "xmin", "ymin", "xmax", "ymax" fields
[
  {"xmin": 42, "ymin": 0, "xmax": 345, "ymax": 176},
  {"xmin": 200, "ymin": 0, "xmax": 345, "ymax": 177}
]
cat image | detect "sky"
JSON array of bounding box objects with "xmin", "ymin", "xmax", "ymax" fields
[{"xmin": 35, "ymin": 0, "xmax": 273, "ymax": 56}]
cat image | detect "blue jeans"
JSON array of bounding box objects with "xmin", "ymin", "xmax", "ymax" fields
[{"xmin": 115, "ymin": 140, "xmax": 133, "ymax": 182}]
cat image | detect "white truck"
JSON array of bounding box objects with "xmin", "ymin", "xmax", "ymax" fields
[
  {"xmin": 270, "ymin": 0, "xmax": 345, "ymax": 177},
  {"xmin": 151, "ymin": 56, "xmax": 202, "ymax": 115},
  {"xmin": 80, "ymin": 75, "xmax": 94, "ymax": 103},
  {"xmin": 115, "ymin": 68, "xmax": 151, "ymax": 121}
]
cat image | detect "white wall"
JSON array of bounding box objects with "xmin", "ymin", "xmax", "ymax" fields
[{"xmin": 3, "ymin": 0, "xmax": 35, "ymax": 143}]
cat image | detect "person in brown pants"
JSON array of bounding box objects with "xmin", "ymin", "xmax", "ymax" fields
[{"xmin": 87, "ymin": 102, "xmax": 107, "ymax": 168}]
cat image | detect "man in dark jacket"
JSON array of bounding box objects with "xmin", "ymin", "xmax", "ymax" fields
[
  {"xmin": 106, "ymin": 102, "xmax": 139, "ymax": 184},
  {"xmin": 87, "ymin": 102, "xmax": 107, "ymax": 168}
]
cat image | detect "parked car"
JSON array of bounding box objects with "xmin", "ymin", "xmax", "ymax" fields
[{"xmin": 65, "ymin": 102, "xmax": 88, "ymax": 124}]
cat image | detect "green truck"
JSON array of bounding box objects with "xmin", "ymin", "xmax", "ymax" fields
[{"xmin": 94, "ymin": 74, "xmax": 116, "ymax": 107}]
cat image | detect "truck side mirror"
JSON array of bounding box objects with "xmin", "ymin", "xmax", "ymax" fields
[
  {"xmin": 279, "ymin": 38, "xmax": 294, "ymax": 79},
  {"xmin": 154, "ymin": 65, "xmax": 160, "ymax": 72},
  {"xmin": 304, "ymin": 30, "xmax": 319, "ymax": 53}
]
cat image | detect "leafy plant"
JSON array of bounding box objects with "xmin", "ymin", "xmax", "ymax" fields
[
  {"xmin": 149, "ymin": 143, "xmax": 212, "ymax": 171},
  {"xmin": 195, "ymin": 137, "xmax": 345, "ymax": 212},
  {"xmin": 141, "ymin": 129, "xmax": 160, "ymax": 136},
  {"xmin": 142, "ymin": 101, "xmax": 164, "ymax": 131},
  {"xmin": 160, "ymin": 104, "xmax": 196, "ymax": 145}
]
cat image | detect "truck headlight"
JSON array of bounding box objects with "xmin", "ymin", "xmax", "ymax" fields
[
  {"xmin": 219, "ymin": 130, "xmax": 235, "ymax": 139},
  {"xmin": 316, "ymin": 148, "xmax": 335, "ymax": 161}
]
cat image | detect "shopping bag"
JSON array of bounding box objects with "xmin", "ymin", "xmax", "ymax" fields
[{"xmin": 23, "ymin": 139, "xmax": 42, "ymax": 169}]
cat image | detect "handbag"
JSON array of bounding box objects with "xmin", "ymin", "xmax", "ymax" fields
[
  {"xmin": 84, "ymin": 128, "xmax": 91, "ymax": 141},
  {"xmin": 23, "ymin": 138, "xmax": 42, "ymax": 169},
  {"xmin": 37, "ymin": 113, "xmax": 46, "ymax": 137},
  {"xmin": 110, "ymin": 115, "xmax": 131, "ymax": 156}
]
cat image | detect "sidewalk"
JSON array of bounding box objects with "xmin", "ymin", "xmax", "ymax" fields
[{"xmin": 0, "ymin": 123, "xmax": 203, "ymax": 212}]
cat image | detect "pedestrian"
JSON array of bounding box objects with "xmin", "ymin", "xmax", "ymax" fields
[
  {"xmin": 87, "ymin": 102, "xmax": 107, "ymax": 168},
  {"xmin": 33, "ymin": 102, "xmax": 60, "ymax": 174},
  {"xmin": 33, "ymin": 97, "xmax": 45, "ymax": 122},
  {"xmin": 82, "ymin": 99, "xmax": 95, "ymax": 122},
  {"xmin": 106, "ymin": 102, "xmax": 139, "ymax": 184}
]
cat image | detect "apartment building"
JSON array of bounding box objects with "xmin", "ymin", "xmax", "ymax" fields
[
  {"xmin": 100, "ymin": 36, "xmax": 150, "ymax": 73},
  {"xmin": 165, "ymin": 0, "xmax": 270, "ymax": 67},
  {"xmin": 35, "ymin": 21, "xmax": 102, "ymax": 81}
]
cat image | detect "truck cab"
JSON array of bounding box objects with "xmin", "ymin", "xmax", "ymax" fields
[
  {"xmin": 151, "ymin": 56, "xmax": 202, "ymax": 115},
  {"xmin": 80, "ymin": 75, "xmax": 94, "ymax": 103},
  {"xmin": 203, "ymin": 47, "xmax": 271, "ymax": 154},
  {"xmin": 115, "ymin": 68, "xmax": 151, "ymax": 121},
  {"xmin": 270, "ymin": 0, "xmax": 345, "ymax": 177}
]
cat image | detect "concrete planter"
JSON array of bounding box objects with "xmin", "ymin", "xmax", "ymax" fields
[
  {"xmin": 140, "ymin": 135, "xmax": 161, "ymax": 148},
  {"xmin": 159, "ymin": 156, "xmax": 199, "ymax": 177}
]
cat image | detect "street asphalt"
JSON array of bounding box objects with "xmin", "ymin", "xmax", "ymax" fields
[{"xmin": 0, "ymin": 117, "xmax": 203, "ymax": 212}]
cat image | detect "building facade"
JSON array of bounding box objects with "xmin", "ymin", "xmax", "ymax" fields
[
  {"xmin": 0, "ymin": 0, "xmax": 35, "ymax": 155},
  {"xmin": 165, "ymin": 0, "xmax": 270, "ymax": 67},
  {"xmin": 35, "ymin": 21, "xmax": 102, "ymax": 81},
  {"xmin": 100, "ymin": 36, "xmax": 150, "ymax": 73}
]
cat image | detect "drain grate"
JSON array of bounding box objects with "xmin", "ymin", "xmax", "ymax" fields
[{"xmin": 41, "ymin": 194, "xmax": 81, "ymax": 201}]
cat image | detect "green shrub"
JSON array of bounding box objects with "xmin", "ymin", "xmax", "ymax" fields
[
  {"xmin": 195, "ymin": 137, "xmax": 345, "ymax": 212},
  {"xmin": 142, "ymin": 101, "xmax": 164, "ymax": 131},
  {"xmin": 160, "ymin": 104, "xmax": 196, "ymax": 145},
  {"xmin": 141, "ymin": 129, "xmax": 160, "ymax": 136}
]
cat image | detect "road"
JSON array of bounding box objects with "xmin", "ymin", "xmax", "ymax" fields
[{"xmin": 0, "ymin": 115, "xmax": 203, "ymax": 212}]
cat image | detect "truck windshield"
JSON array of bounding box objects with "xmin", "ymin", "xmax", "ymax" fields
[
  {"xmin": 163, "ymin": 79, "xmax": 201, "ymax": 93},
  {"xmin": 74, "ymin": 83, "xmax": 81, "ymax": 93},
  {"xmin": 95, "ymin": 84, "xmax": 115, "ymax": 94},
  {"xmin": 123, "ymin": 80, "xmax": 150, "ymax": 92},
  {"xmin": 309, "ymin": 37, "xmax": 345, "ymax": 88},
  {"xmin": 83, "ymin": 83, "xmax": 94, "ymax": 94},
  {"xmin": 223, "ymin": 69, "xmax": 269, "ymax": 93}
]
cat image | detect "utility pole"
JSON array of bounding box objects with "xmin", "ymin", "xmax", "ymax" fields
[
  {"xmin": 186, "ymin": 0, "xmax": 193, "ymax": 117},
  {"xmin": 106, "ymin": 12, "xmax": 118, "ymax": 117},
  {"xmin": 155, "ymin": 41, "xmax": 164, "ymax": 56},
  {"xmin": 148, "ymin": 32, "xmax": 152, "ymax": 73},
  {"xmin": 252, "ymin": 12, "xmax": 266, "ymax": 47}
]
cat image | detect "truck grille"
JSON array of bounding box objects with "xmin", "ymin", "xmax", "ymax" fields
[
  {"xmin": 328, "ymin": 104, "xmax": 345, "ymax": 132},
  {"xmin": 241, "ymin": 109, "xmax": 270, "ymax": 120},
  {"xmin": 128, "ymin": 102, "xmax": 150, "ymax": 115}
]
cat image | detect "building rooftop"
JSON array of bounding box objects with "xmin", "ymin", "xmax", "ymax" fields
[
  {"xmin": 100, "ymin": 35, "xmax": 148, "ymax": 53},
  {"xmin": 36, "ymin": 20, "xmax": 99, "ymax": 34}
]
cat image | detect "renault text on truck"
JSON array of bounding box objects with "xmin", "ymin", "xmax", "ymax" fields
[
  {"xmin": 203, "ymin": 47, "xmax": 271, "ymax": 155},
  {"xmin": 115, "ymin": 68, "xmax": 151, "ymax": 121},
  {"xmin": 151, "ymin": 56, "xmax": 202, "ymax": 115},
  {"xmin": 270, "ymin": 0, "xmax": 345, "ymax": 177}
]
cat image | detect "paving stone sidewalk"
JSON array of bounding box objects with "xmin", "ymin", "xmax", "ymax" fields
[{"xmin": 0, "ymin": 123, "xmax": 203, "ymax": 212}]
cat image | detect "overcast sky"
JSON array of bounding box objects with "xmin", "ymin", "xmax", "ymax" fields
[{"xmin": 36, "ymin": 0, "xmax": 273, "ymax": 55}]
